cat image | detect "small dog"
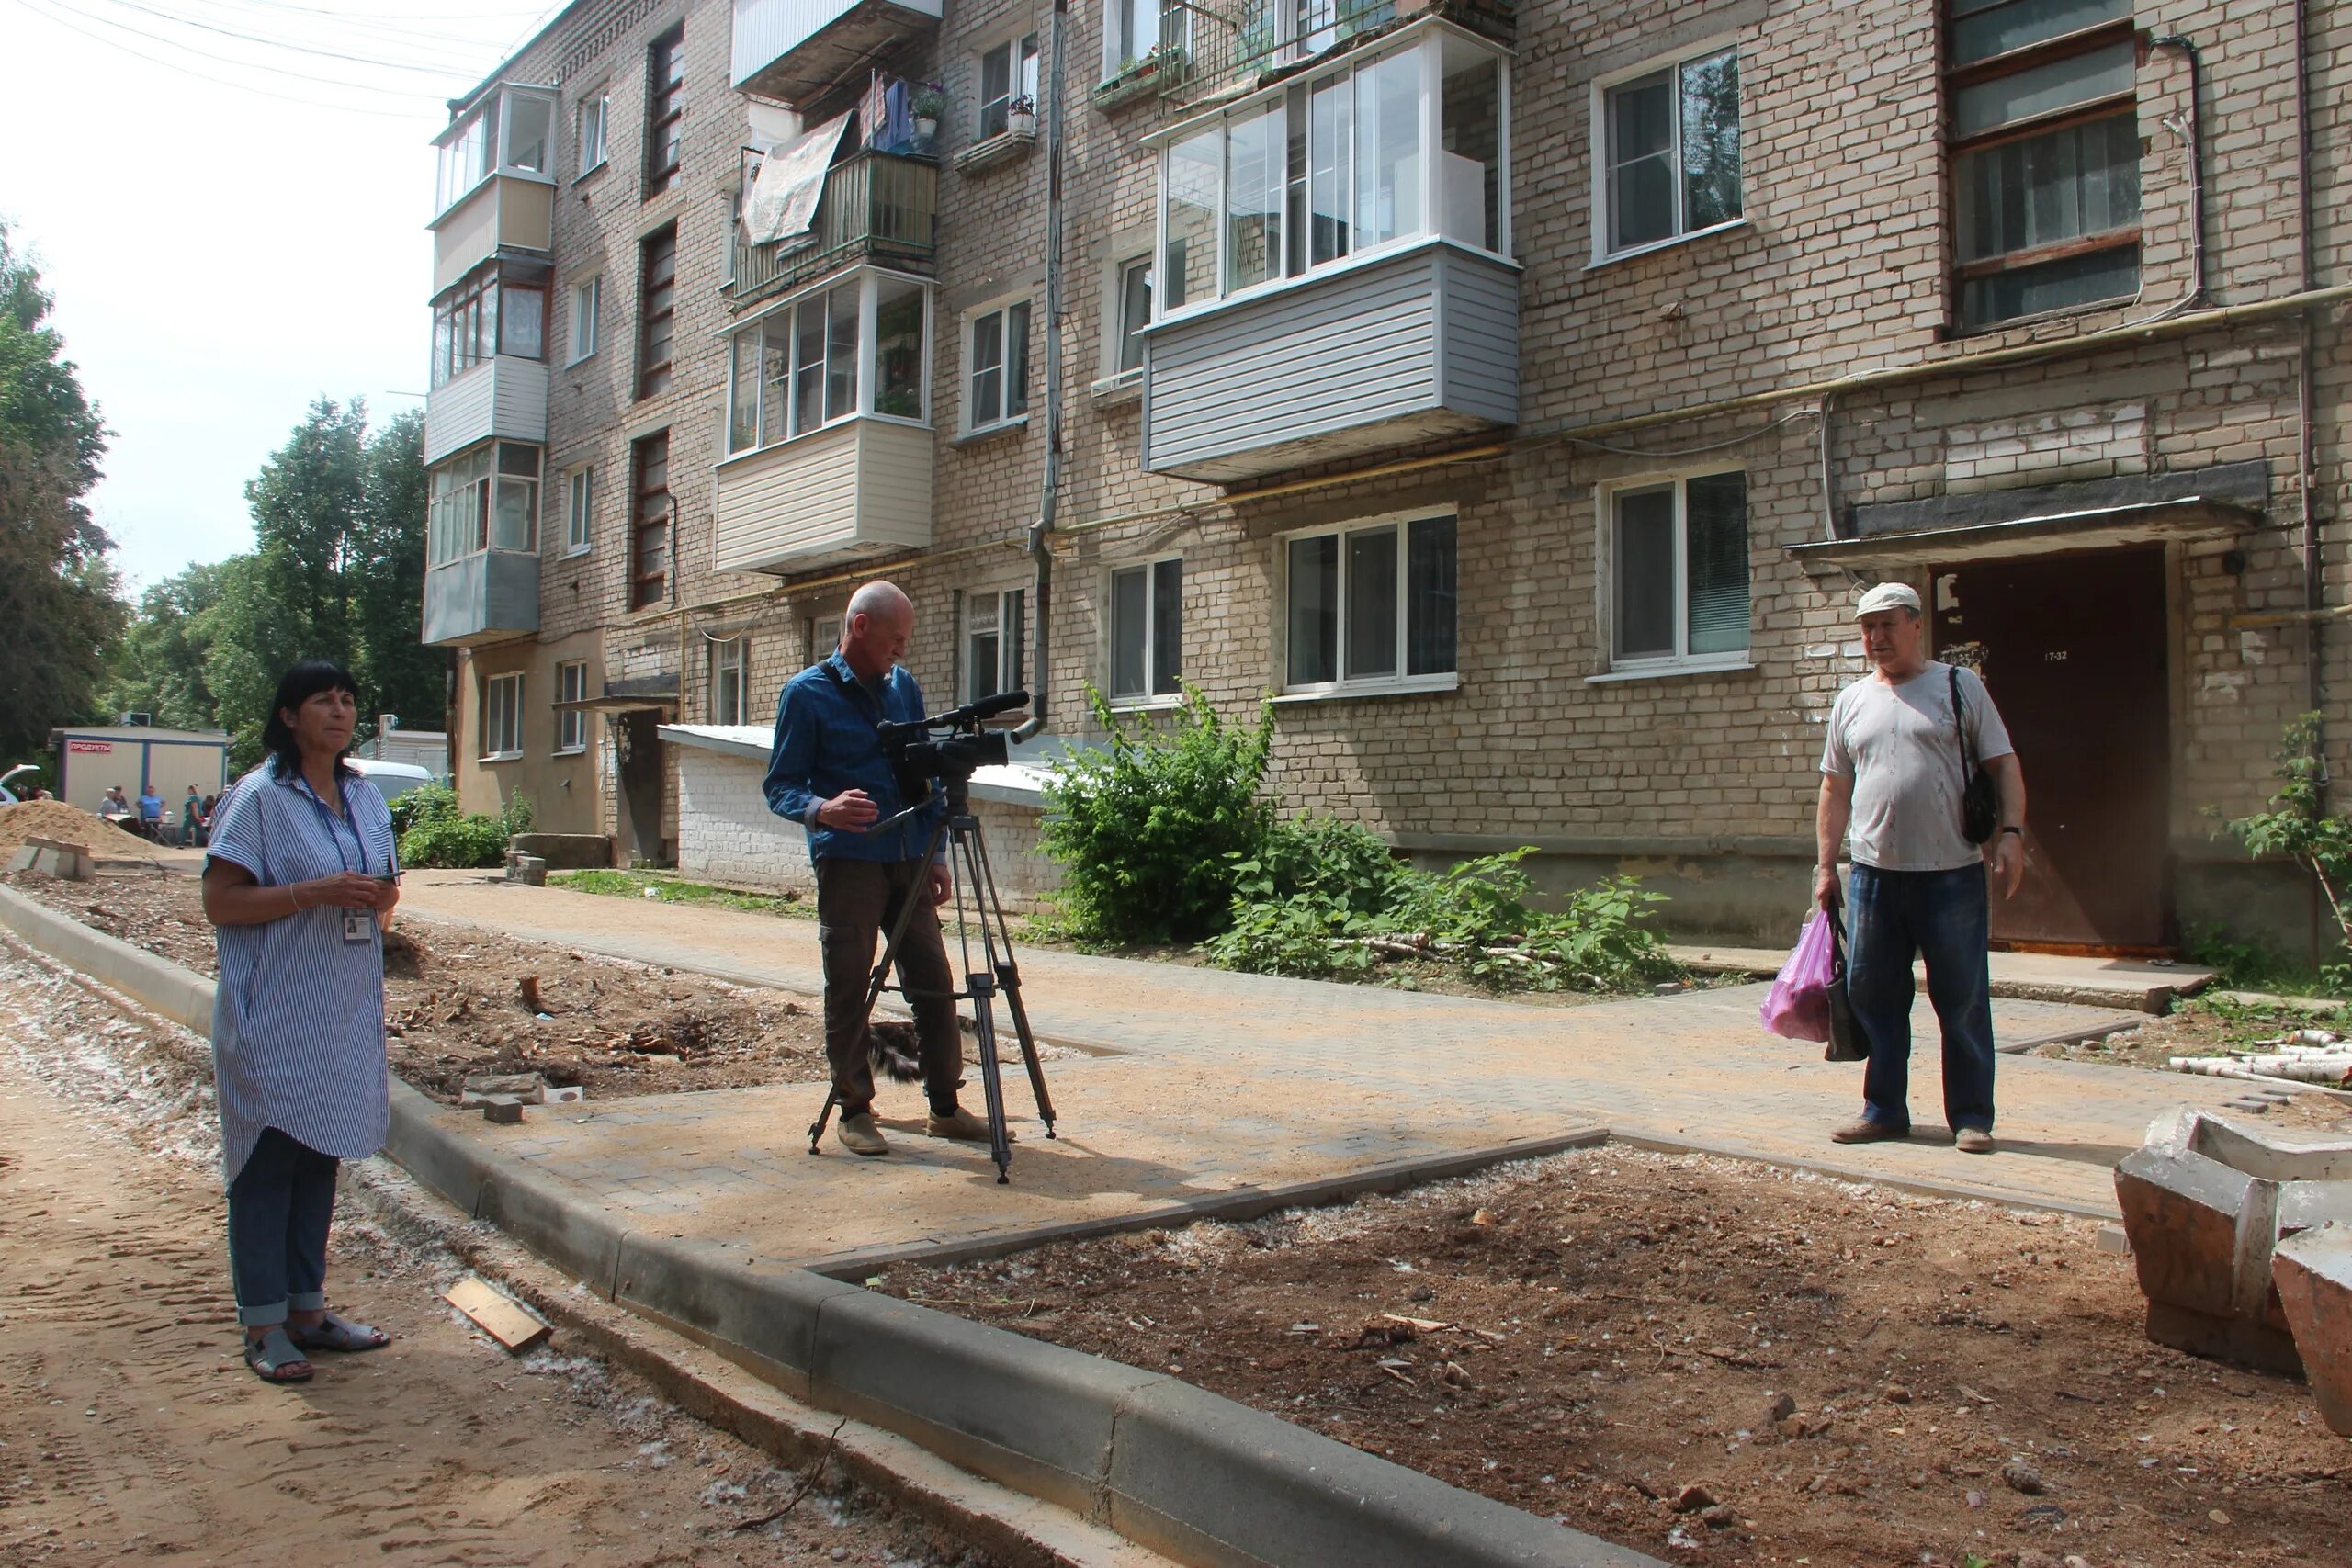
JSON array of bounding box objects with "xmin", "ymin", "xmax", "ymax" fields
[{"xmin": 865, "ymin": 1019, "xmax": 925, "ymax": 1082}]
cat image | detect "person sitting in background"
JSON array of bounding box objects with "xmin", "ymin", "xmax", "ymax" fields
[
  {"xmin": 101, "ymin": 784, "xmax": 130, "ymax": 818},
  {"xmin": 201, "ymin": 659, "xmax": 401, "ymax": 1384}
]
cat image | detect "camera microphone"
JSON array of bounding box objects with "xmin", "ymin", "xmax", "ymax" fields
[{"xmin": 956, "ymin": 690, "xmax": 1029, "ymax": 723}]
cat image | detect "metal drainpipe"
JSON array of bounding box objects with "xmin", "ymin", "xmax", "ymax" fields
[
  {"xmin": 1015, "ymin": 0, "xmax": 1069, "ymax": 745},
  {"xmin": 2293, "ymin": 0, "xmax": 2325, "ymax": 775}
]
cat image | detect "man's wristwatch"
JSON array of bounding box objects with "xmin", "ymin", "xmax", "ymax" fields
[{"xmin": 1999, "ymin": 826, "xmax": 2023, "ymax": 838}]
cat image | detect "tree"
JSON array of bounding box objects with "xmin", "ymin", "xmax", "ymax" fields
[
  {"xmin": 0, "ymin": 223, "xmax": 126, "ymax": 758},
  {"xmin": 352, "ymin": 409, "xmax": 444, "ymax": 737},
  {"xmin": 106, "ymin": 560, "xmax": 232, "ymax": 733},
  {"xmin": 245, "ymin": 396, "xmax": 368, "ymax": 671}
]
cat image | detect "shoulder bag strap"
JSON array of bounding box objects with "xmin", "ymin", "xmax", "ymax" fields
[{"xmin": 1948, "ymin": 666, "xmax": 1979, "ymax": 773}]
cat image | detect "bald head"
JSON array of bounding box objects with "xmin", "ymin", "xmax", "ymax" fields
[{"xmin": 840, "ymin": 580, "xmax": 915, "ymax": 680}]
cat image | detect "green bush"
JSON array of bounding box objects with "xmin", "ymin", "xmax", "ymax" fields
[
  {"xmin": 1039, "ymin": 686, "xmax": 1275, "ymax": 944},
  {"xmin": 395, "ymin": 783, "xmax": 534, "ymax": 869}
]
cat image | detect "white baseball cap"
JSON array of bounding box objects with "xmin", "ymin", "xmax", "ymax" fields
[{"xmin": 1855, "ymin": 581, "xmax": 1922, "ymax": 617}]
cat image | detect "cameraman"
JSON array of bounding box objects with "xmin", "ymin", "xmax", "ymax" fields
[{"xmin": 762, "ymin": 581, "xmax": 996, "ymax": 1156}]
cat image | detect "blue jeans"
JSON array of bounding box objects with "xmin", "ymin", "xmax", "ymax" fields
[
  {"xmin": 1846, "ymin": 863, "xmax": 1996, "ymax": 1134},
  {"xmin": 227, "ymin": 1127, "xmax": 339, "ymax": 1327}
]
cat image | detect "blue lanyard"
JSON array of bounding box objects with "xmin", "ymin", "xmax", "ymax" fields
[{"xmin": 291, "ymin": 774, "xmax": 389, "ymax": 878}]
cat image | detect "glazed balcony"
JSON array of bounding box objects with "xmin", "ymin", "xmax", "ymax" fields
[
  {"xmin": 423, "ymin": 552, "xmax": 539, "ymax": 648},
  {"xmin": 423, "ymin": 355, "xmax": 548, "ymax": 466},
  {"xmin": 713, "ymin": 418, "xmax": 933, "ymax": 574}
]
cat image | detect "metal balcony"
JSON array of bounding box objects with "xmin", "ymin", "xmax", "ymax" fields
[
  {"xmin": 423, "ymin": 552, "xmax": 539, "ymax": 648},
  {"xmin": 730, "ymin": 150, "xmax": 936, "ymax": 306},
  {"xmin": 423, "ymin": 356, "xmax": 548, "ymax": 467}
]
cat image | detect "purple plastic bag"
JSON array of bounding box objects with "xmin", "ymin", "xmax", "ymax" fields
[{"xmin": 1758, "ymin": 910, "xmax": 1836, "ymax": 1043}]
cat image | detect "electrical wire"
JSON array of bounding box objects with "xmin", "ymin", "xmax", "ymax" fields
[
  {"xmin": 197, "ymin": 0, "xmax": 531, "ymax": 72},
  {"xmin": 214, "ymin": 0, "xmax": 557, "ymax": 22},
  {"xmin": 75, "ymin": 0, "xmax": 482, "ymax": 76},
  {"xmin": 7, "ymin": 0, "xmax": 447, "ymax": 115}
]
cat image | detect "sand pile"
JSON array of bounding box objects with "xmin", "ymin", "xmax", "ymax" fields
[{"xmin": 0, "ymin": 800, "xmax": 161, "ymax": 858}]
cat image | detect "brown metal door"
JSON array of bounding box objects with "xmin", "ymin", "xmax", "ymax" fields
[
  {"xmin": 615, "ymin": 709, "xmax": 670, "ymax": 869},
  {"xmin": 1931, "ymin": 547, "xmax": 2171, "ymax": 950}
]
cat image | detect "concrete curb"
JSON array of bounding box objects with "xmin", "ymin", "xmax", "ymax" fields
[{"xmin": 0, "ymin": 885, "xmax": 1668, "ymax": 1568}]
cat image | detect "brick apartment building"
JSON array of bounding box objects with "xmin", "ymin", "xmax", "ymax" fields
[{"xmin": 421, "ymin": 0, "xmax": 2350, "ymax": 953}]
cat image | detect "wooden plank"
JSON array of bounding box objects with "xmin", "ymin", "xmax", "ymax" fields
[{"xmin": 442, "ymin": 1277, "xmax": 551, "ymax": 1353}]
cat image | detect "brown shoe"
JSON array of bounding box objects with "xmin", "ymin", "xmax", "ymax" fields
[
  {"xmin": 836, "ymin": 1111, "xmax": 889, "ymax": 1156},
  {"xmin": 1830, "ymin": 1118, "xmax": 1909, "ymax": 1145},
  {"xmin": 926, "ymin": 1105, "xmax": 1014, "ymax": 1143},
  {"xmin": 1954, "ymin": 1128, "xmax": 1996, "ymax": 1155}
]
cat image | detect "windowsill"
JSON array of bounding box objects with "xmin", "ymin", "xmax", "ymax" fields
[
  {"xmin": 1272, "ymin": 673, "xmax": 1460, "ymax": 705},
  {"xmin": 1106, "ymin": 693, "xmax": 1183, "ymax": 713},
  {"xmin": 1586, "ymin": 656, "xmax": 1757, "ymax": 684},
  {"xmin": 1146, "ymin": 233, "xmax": 1518, "ymax": 335},
  {"xmin": 1091, "ymin": 371, "xmax": 1143, "ymax": 407},
  {"xmin": 1946, "ymin": 288, "xmax": 2143, "ymax": 340},
  {"xmin": 952, "ymin": 128, "xmax": 1036, "ymax": 175},
  {"xmin": 478, "ymin": 751, "xmax": 525, "ymax": 764},
  {"xmin": 560, "ymin": 545, "xmax": 592, "ymax": 559},
  {"xmin": 572, "ymin": 158, "xmax": 607, "ymax": 187},
  {"xmin": 1587, "ymin": 218, "xmax": 1750, "ymax": 272},
  {"xmin": 953, "ymin": 415, "xmax": 1031, "ymax": 447},
  {"xmin": 565, "ymin": 351, "xmax": 597, "ymax": 367},
  {"xmin": 550, "ymin": 746, "xmax": 588, "ymax": 758}
]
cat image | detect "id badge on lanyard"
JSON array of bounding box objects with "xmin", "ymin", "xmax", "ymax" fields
[{"xmin": 301, "ymin": 778, "xmax": 378, "ymax": 944}]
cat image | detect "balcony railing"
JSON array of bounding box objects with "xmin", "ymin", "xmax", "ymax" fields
[
  {"xmin": 1156, "ymin": 0, "xmax": 1511, "ymax": 106},
  {"xmin": 730, "ymin": 149, "xmax": 937, "ymax": 305}
]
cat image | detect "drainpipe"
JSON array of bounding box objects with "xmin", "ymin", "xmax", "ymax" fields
[
  {"xmin": 2292, "ymin": 0, "xmax": 2325, "ymax": 784},
  {"xmin": 1015, "ymin": 0, "xmax": 1069, "ymax": 745}
]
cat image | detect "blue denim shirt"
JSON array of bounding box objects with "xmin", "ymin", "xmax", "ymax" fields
[{"xmin": 762, "ymin": 652, "xmax": 943, "ymax": 863}]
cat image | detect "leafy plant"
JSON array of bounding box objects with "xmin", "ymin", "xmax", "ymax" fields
[
  {"xmin": 552, "ymin": 868, "xmax": 808, "ymax": 916},
  {"xmin": 910, "ymin": 84, "xmax": 946, "ymax": 120},
  {"xmin": 2222, "ymin": 713, "xmax": 2352, "ymax": 988},
  {"xmin": 1039, "ymin": 685, "xmax": 1275, "ymax": 944},
  {"xmin": 1007, "ymin": 93, "xmax": 1035, "ymax": 117},
  {"xmin": 394, "ymin": 782, "xmax": 533, "ymax": 869}
]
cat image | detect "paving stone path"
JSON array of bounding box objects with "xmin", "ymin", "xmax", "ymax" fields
[{"xmin": 393, "ymin": 874, "xmax": 2244, "ymax": 1269}]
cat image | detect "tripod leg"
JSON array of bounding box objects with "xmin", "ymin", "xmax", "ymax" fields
[
  {"xmin": 806, "ymin": 1085, "xmax": 840, "ymax": 1155},
  {"xmin": 955, "ymin": 827, "xmax": 1013, "ymax": 1182},
  {"xmin": 970, "ymin": 825, "xmax": 1057, "ymax": 1137}
]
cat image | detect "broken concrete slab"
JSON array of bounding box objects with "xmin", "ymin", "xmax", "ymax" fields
[
  {"xmin": 6, "ymin": 837, "xmax": 94, "ymax": 881},
  {"xmin": 2272, "ymin": 1224, "xmax": 2352, "ymax": 1436}
]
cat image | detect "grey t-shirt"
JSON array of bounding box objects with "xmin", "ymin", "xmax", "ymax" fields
[{"xmin": 1820, "ymin": 661, "xmax": 2015, "ymax": 873}]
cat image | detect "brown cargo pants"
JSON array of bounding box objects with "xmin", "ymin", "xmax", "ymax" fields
[{"xmin": 816, "ymin": 856, "xmax": 962, "ymax": 1118}]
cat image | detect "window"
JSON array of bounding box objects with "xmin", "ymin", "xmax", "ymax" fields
[
  {"xmin": 1599, "ymin": 46, "xmax": 1742, "ymax": 257},
  {"xmin": 967, "ymin": 300, "xmax": 1031, "ymax": 430},
  {"xmin": 964, "ymin": 589, "xmax": 1026, "ymax": 704},
  {"xmin": 556, "ymin": 660, "xmax": 588, "ymax": 753},
  {"xmin": 564, "ymin": 466, "xmax": 592, "ymax": 553},
  {"xmin": 1948, "ymin": 0, "xmax": 2140, "ymax": 327},
  {"xmin": 1109, "ymin": 558, "xmax": 1182, "ymax": 702},
  {"xmin": 576, "ymin": 89, "xmax": 609, "ymax": 177},
  {"xmin": 811, "ymin": 615, "xmax": 842, "ymax": 663},
  {"xmin": 1607, "ymin": 472, "xmax": 1750, "ymax": 670},
  {"xmin": 430, "ymin": 268, "xmax": 545, "ymax": 387},
  {"xmin": 1283, "ymin": 515, "xmax": 1455, "ymax": 692},
  {"xmin": 724, "ymin": 276, "xmax": 908, "ymax": 454},
  {"xmin": 631, "ymin": 432, "xmax": 670, "ymax": 609},
  {"xmin": 1156, "ymin": 29, "xmax": 1508, "ymax": 316},
  {"xmin": 978, "ymin": 33, "xmax": 1040, "ymax": 139},
  {"xmin": 427, "ymin": 442, "xmax": 541, "ymax": 565},
  {"xmin": 568, "ymin": 275, "xmax": 600, "ymax": 363},
  {"xmin": 1114, "ymin": 0, "xmax": 1159, "ymax": 65},
  {"xmin": 1114, "ymin": 256, "xmax": 1152, "ymax": 376},
  {"xmin": 638, "ymin": 225, "xmax": 677, "ymax": 399},
  {"xmin": 646, "ymin": 26, "xmax": 685, "ymax": 195},
  {"xmin": 433, "ymin": 84, "xmax": 559, "ymax": 214},
  {"xmin": 481, "ymin": 672, "xmax": 524, "ymax": 759},
  {"xmin": 709, "ymin": 637, "xmax": 748, "ymax": 725}
]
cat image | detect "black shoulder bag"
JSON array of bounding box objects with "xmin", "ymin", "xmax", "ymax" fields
[{"xmin": 1948, "ymin": 666, "xmax": 1998, "ymax": 847}]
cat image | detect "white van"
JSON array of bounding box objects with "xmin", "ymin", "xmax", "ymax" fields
[{"xmin": 347, "ymin": 757, "xmax": 435, "ymax": 804}]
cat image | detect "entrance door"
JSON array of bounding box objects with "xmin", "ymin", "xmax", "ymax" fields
[
  {"xmin": 1931, "ymin": 547, "xmax": 2171, "ymax": 950},
  {"xmin": 614, "ymin": 709, "xmax": 671, "ymax": 868}
]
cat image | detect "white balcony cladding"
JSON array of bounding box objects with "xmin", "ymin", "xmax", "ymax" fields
[
  {"xmin": 424, "ymin": 356, "xmax": 549, "ymax": 465},
  {"xmin": 1140, "ymin": 18, "xmax": 1518, "ymax": 483},
  {"xmin": 732, "ymin": 0, "xmax": 944, "ymax": 106},
  {"xmin": 713, "ymin": 420, "xmax": 932, "ymax": 572},
  {"xmin": 423, "ymin": 551, "xmax": 540, "ymax": 647},
  {"xmin": 1146, "ymin": 243, "xmax": 1517, "ymax": 480}
]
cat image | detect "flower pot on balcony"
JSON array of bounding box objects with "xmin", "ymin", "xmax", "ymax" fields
[
  {"xmin": 914, "ymin": 115, "xmax": 938, "ymax": 141},
  {"xmin": 1008, "ymin": 107, "xmax": 1035, "ymax": 137}
]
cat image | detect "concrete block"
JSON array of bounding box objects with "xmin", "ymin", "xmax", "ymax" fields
[
  {"xmin": 2273, "ymin": 1224, "xmax": 2352, "ymax": 1437},
  {"xmin": 383, "ymin": 1080, "xmax": 493, "ymax": 1222},
  {"xmin": 615, "ymin": 1235, "xmax": 860, "ymax": 1398},
  {"xmin": 809, "ymin": 1288, "xmax": 1164, "ymax": 1518},
  {"xmin": 474, "ymin": 1163, "xmax": 626, "ymax": 1298},
  {"xmin": 1103, "ymin": 1377, "xmax": 1662, "ymax": 1568}
]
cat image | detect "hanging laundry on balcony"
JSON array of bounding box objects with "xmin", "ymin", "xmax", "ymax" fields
[{"xmin": 743, "ymin": 111, "xmax": 854, "ymax": 249}]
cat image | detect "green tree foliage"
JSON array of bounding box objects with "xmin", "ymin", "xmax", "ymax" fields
[
  {"xmin": 0, "ymin": 224, "xmax": 126, "ymax": 758},
  {"xmin": 104, "ymin": 401, "xmax": 445, "ymax": 768}
]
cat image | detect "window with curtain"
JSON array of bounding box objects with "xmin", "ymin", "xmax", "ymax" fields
[
  {"xmin": 1109, "ymin": 558, "xmax": 1182, "ymax": 702},
  {"xmin": 1114, "ymin": 257, "xmax": 1152, "ymax": 375},
  {"xmin": 426, "ymin": 442, "xmax": 540, "ymax": 563},
  {"xmin": 967, "ymin": 300, "xmax": 1031, "ymax": 429},
  {"xmin": 1948, "ymin": 0, "xmax": 2139, "ymax": 327},
  {"xmin": 709, "ymin": 637, "xmax": 748, "ymax": 725},
  {"xmin": 1283, "ymin": 516, "xmax": 1454, "ymax": 691},
  {"xmin": 978, "ymin": 33, "xmax": 1040, "ymax": 138},
  {"xmin": 1609, "ymin": 472, "xmax": 1749, "ymax": 669}
]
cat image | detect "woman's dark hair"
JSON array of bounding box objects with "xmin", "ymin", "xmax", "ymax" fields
[{"xmin": 261, "ymin": 660, "xmax": 362, "ymax": 780}]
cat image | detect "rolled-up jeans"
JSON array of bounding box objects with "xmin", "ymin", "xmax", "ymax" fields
[
  {"xmin": 228, "ymin": 1127, "xmax": 338, "ymax": 1328},
  {"xmin": 1845, "ymin": 862, "xmax": 1996, "ymax": 1134},
  {"xmin": 816, "ymin": 856, "xmax": 963, "ymax": 1119}
]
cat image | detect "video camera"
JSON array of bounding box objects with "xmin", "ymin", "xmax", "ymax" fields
[{"xmin": 879, "ymin": 690, "xmax": 1027, "ymax": 807}]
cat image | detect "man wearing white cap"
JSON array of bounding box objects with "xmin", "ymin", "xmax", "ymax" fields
[{"xmin": 1815, "ymin": 581, "xmax": 2026, "ymax": 1155}]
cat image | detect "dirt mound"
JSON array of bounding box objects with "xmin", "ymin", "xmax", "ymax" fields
[{"xmin": 0, "ymin": 800, "xmax": 159, "ymax": 859}]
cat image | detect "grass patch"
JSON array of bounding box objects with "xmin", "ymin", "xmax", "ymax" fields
[{"xmin": 549, "ymin": 869, "xmax": 811, "ymax": 918}]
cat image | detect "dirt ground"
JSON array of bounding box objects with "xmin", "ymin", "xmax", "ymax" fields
[
  {"xmin": 880, "ymin": 1150, "xmax": 2352, "ymax": 1568},
  {"xmin": 0, "ymin": 941, "xmax": 985, "ymax": 1567},
  {"xmin": 0, "ymin": 799, "xmax": 166, "ymax": 860},
  {"xmin": 6, "ymin": 869, "xmax": 834, "ymax": 1102}
]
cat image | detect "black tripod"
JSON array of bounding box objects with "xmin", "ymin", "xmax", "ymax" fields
[{"xmin": 806, "ymin": 778, "xmax": 1057, "ymax": 1182}]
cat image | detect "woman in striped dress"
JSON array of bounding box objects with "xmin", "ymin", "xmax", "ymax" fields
[{"xmin": 202, "ymin": 660, "xmax": 402, "ymax": 1383}]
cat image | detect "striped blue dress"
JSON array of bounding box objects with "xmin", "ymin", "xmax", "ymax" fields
[{"xmin": 206, "ymin": 760, "xmax": 397, "ymax": 1188}]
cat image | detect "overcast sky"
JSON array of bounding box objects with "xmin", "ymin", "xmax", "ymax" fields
[{"xmin": 0, "ymin": 0, "xmax": 568, "ymax": 598}]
